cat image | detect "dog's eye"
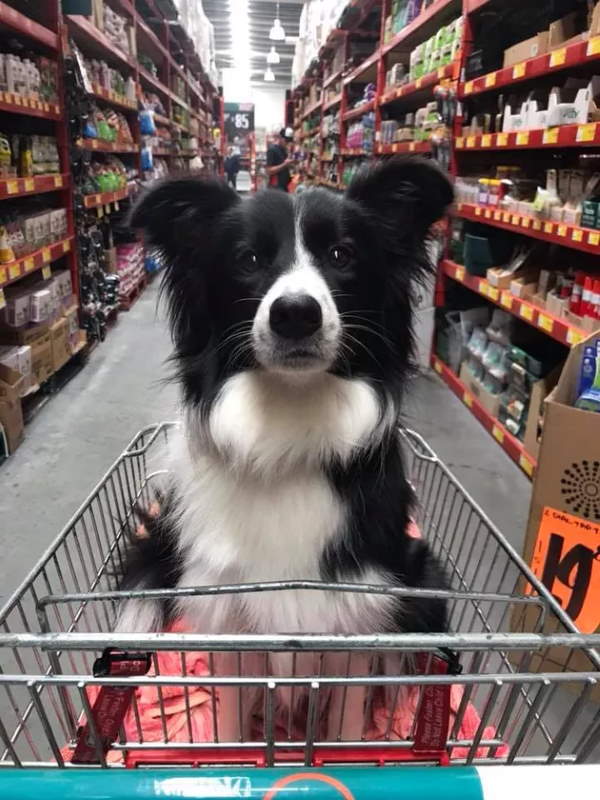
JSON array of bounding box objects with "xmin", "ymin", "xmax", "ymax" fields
[
  {"xmin": 237, "ymin": 250, "xmax": 259, "ymax": 274},
  {"xmin": 328, "ymin": 245, "xmax": 353, "ymax": 269}
]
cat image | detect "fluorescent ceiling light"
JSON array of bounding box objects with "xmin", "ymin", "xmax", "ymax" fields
[
  {"xmin": 230, "ymin": 0, "xmax": 250, "ymax": 74},
  {"xmin": 269, "ymin": 1, "xmax": 286, "ymax": 41},
  {"xmin": 264, "ymin": 67, "xmax": 276, "ymax": 82},
  {"xmin": 267, "ymin": 46, "xmax": 280, "ymax": 65}
]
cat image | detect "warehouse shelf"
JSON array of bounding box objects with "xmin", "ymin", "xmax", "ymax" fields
[
  {"xmin": 376, "ymin": 141, "xmax": 431, "ymax": 154},
  {"xmin": 0, "ymin": 237, "xmax": 72, "ymax": 290},
  {"xmin": 67, "ymin": 14, "xmax": 136, "ymax": 71},
  {"xmin": 382, "ymin": 0, "xmax": 460, "ymax": 55},
  {"xmin": 0, "ymin": 174, "xmax": 67, "ymax": 200},
  {"xmin": 90, "ymin": 82, "xmax": 137, "ymax": 111},
  {"xmin": 340, "ymin": 147, "xmax": 368, "ymax": 156},
  {"xmin": 344, "ymin": 51, "xmax": 380, "ymax": 86},
  {"xmin": 302, "ymin": 100, "xmax": 322, "ymax": 120},
  {"xmin": 455, "ymin": 122, "xmax": 600, "ymax": 150},
  {"xmin": 0, "ymin": 92, "xmax": 61, "ymax": 119},
  {"xmin": 0, "ymin": 1, "xmax": 58, "ymax": 49},
  {"xmin": 442, "ymin": 259, "xmax": 588, "ymax": 347},
  {"xmin": 456, "ymin": 202, "xmax": 600, "ymax": 256},
  {"xmin": 431, "ymin": 354, "xmax": 537, "ymax": 479},
  {"xmin": 83, "ymin": 187, "xmax": 130, "ymax": 209},
  {"xmin": 343, "ymin": 99, "xmax": 375, "ymax": 121},
  {"xmin": 379, "ymin": 62, "xmax": 456, "ymax": 106},
  {"xmin": 323, "ymin": 93, "xmax": 343, "ymax": 111},
  {"xmin": 80, "ymin": 139, "xmax": 138, "ymax": 153},
  {"xmin": 323, "ymin": 69, "xmax": 342, "ymax": 89}
]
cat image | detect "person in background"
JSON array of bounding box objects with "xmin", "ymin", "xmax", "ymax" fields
[
  {"xmin": 266, "ymin": 127, "xmax": 293, "ymax": 191},
  {"xmin": 224, "ymin": 146, "xmax": 240, "ymax": 190}
]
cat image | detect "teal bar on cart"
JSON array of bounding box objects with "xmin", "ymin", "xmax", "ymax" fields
[{"xmin": 0, "ymin": 766, "xmax": 483, "ymax": 800}]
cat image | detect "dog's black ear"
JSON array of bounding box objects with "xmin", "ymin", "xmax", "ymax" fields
[
  {"xmin": 346, "ymin": 156, "xmax": 453, "ymax": 243},
  {"xmin": 129, "ymin": 176, "xmax": 240, "ymax": 263}
]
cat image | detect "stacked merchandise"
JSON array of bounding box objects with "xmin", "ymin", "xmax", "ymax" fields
[
  {"xmin": 80, "ymin": 155, "xmax": 133, "ymax": 197},
  {"xmin": 116, "ymin": 242, "xmax": 145, "ymax": 307},
  {"xmin": 0, "ymin": 51, "xmax": 59, "ymax": 106},
  {"xmin": 82, "ymin": 104, "xmax": 136, "ymax": 147},
  {"xmin": 82, "ymin": 57, "xmax": 137, "ymax": 107},
  {"xmin": 346, "ymin": 112, "xmax": 375, "ymax": 153},
  {"xmin": 292, "ymin": 0, "xmax": 348, "ymax": 86},
  {"xmin": 0, "ymin": 135, "xmax": 60, "ymax": 178},
  {"xmin": 89, "ymin": 2, "xmax": 134, "ymax": 56},
  {"xmin": 383, "ymin": 17, "xmax": 463, "ymax": 75},
  {"xmin": 171, "ymin": 0, "xmax": 218, "ymax": 87},
  {"xmin": 0, "ymin": 204, "xmax": 67, "ymax": 261}
]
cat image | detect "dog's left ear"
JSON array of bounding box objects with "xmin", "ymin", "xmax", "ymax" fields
[{"xmin": 346, "ymin": 156, "xmax": 453, "ymax": 243}]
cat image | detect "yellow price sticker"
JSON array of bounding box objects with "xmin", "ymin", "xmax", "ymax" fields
[
  {"xmin": 488, "ymin": 286, "xmax": 500, "ymax": 302},
  {"xmin": 485, "ymin": 208, "xmax": 492, "ymax": 219},
  {"xmin": 485, "ymin": 72, "xmax": 497, "ymax": 88},
  {"xmin": 502, "ymin": 211, "xmax": 511, "ymax": 223},
  {"xmin": 42, "ymin": 264, "xmax": 52, "ymax": 280},
  {"xmin": 409, "ymin": 142, "xmax": 416, "ymax": 152},
  {"xmin": 8, "ymin": 264, "xmax": 20, "ymax": 280},
  {"xmin": 577, "ymin": 123, "xmax": 597, "ymax": 143},
  {"xmin": 114, "ymin": 201, "xmax": 120, "ymax": 212},
  {"xmin": 13, "ymin": 94, "xmax": 21, "ymax": 105},
  {"xmin": 513, "ymin": 62, "xmax": 526, "ymax": 79},
  {"xmin": 481, "ymin": 134, "xmax": 492, "ymax": 148},
  {"xmin": 543, "ymin": 128, "xmax": 559, "ymax": 145},
  {"xmin": 519, "ymin": 454, "xmax": 534, "ymax": 477},
  {"xmin": 588, "ymin": 231, "xmax": 600, "ymax": 246},
  {"xmin": 492, "ymin": 425, "xmax": 504, "ymax": 444},
  {"xmin": 587, "ymin": 35, "xmax": 600, "ymax": 56},
  {"xmin": 0, "ymin": 288, "xmax": 4, "ymax": 310},
  {"xmin": 494, "ymin": 210, "xmax": 502, "ymax": 221},
  {"xmin": 496, "ymin": 133, "xmax": 508, "ymax": 147},
  {"xmin": 549, "ymin": 48, "xmax": 566, "ymax": 67},
  {"xmin": 62, "ymin": 240, "xmax": 70, "ymax": 253},
  {"xmin": 54, "ymin": 175, "xmax": 63, "ymax": 188},
  {"xmin": 415, "ymin": 77, "xmax": 422, "ymax": 88},
  {"xmin": 105, "ymin": 204, "xmax": 111, "ymax": 214},
  {"xmin": 97, "ymin": 206, "xmax": 104, "ymax": 218},
  {"xmin": 456, "ymin": 266, "xmax": 465, "ymax": 282},
  {"xmin": 572, "ymin": 229, "xmax": 583, "ymax": 242},
  {"xmin": 558, "ymin": 224, "xmax": 567, "ymax": 237},
  {"xmin": 464, "ymin": 80, "xmax": 474, "ymax": 95},
  {"xmin": 532, "ymin": 219, "xmax": 542, "ymax": 230},
  {"xmin": 91, "ymin": 139, "xmax": 98, "ymax": 149},
  {"xmin": 544, "ymin": 221, "xmax": 554, "ymax": 234},
  {"xmin": 538, "ymin": 314, "xmax": 554, "ymax": 334},
  {"xmin": 479, "ymin": 279, "xmax": 488, "ymax": 295},
  {"xmin": 567, "ymin": 328, "xmax": 584, "ymax": 346},
  {"xmin": 6, "ymin": 180, "xmax": 18, "ymax": 195},
  {"xmin": 466, "ymin": 136, "xmax": 476, "ymax": 148},
  {"xmin": 522, "ymin": 217, "xmax": 531, "ymax": 228},
  {"xmin": 516, "ymin": 131, "xmax": 530, "ymax": 146},
  {"xmin": 520, "ymin": 304, "xmax": 534, "ymax": 321},
  {"xmin": 24, "ymin": 178, "xmax": 34, "ymax": 191},
  {"xmin": 434, "ymin": 359, "xmax": 442, "ymax": 374},
  {"xmin": 475, "ymin": 206, "xmax": 482, "ymax": 216},
  {"xmin": 42, "ymin": 247, "xmax": 51, "ymax": 262},
  {"xmin": 0, "ymin": 267, "xmax": 5, "ymax": 284},
  {"xmin": 24, "ymin": 257, "xmax": 34, "ymax": 272},
  {"xmin": 456, "ymin": 136, "xmax": 465, "ymax": 148},
  {"xmin": 501, "ymin": 291, "xmax": 513, "ymax": 309},
  {"xmin": 463, "ymin": 392, "xmax": 473, "ymax": 408},
  {"xmin": 511, "ymin": 214, "xmax": 521, "ymax": 225}
]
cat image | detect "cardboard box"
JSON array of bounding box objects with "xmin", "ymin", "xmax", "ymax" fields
[
  {"xmin": 30, "ymin": 331, "xmax": 52, "ymax": 385},
  {"xmin": 0, "ymin": 363, "xmax": 24, "ymax": 454},
  {"xmin": 459, "ymin": 362, "xmax": 501, "ymax": 417},
  {"xmin": 503, "ymin": 32, "xmax": 549, "ymax": 68},
  {"xmin": 548, "ymin": 11, "xmax": 579, "ymax": 50},
  {"xmin": 49, "ymin": 317, "xmax": 70, "ymax": 373},
  {"xmin": 522, "ymin": 367, "xmax": 561, "ymax": 460},
  {"xmin": 510, "ymin": 277, "xmax": 537, "ymax": 299},
  {"xmin": 0, "ymin": 320, "xmax": 50, "ymax": 346},
  {"xmin": 514, "ymin": 334, "xmax": 600, "ymax": 683}
]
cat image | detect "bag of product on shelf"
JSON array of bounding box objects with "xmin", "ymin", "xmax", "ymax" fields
[{"xmin": 514, "ymin": 334, "xmax": 600, "ymax": 687}]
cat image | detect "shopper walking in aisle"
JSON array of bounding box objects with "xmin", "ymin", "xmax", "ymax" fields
[
  {"xmin": 266, "ymin": 127, "xmax": 293, "ymax": 191},
  {"xmin": 224, "ymin": 146, "xmax": 240, "ymax": 190}
]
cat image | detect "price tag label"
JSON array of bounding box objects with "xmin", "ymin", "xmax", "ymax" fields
[
  {"xmin": 558, "ymin": 224, "xmax": 567, "ymax": 237},
  {"xmin": 496, "ymin": 133, "xmax": 508, "ymax": 147},
  {"xmin": 516, "ymin": 131, "xmax": 530, "ymax": 146},
  {"xmin": 567, "ymin": 328, "xmax": 584, "ymax": 346},
  {"xmin": 434, "ymin": 359, "xmax": 442, "ymax": 374},
  {"xmin": 24, "ymin": 258, "xmax": 34, "ymax": 272},
  {"xmin": 0, "ymin": 288, "xmax": 4, "ymax": 310},
  {"xmin": 0, "ymin": 267, "xmax": 5, "ymax": 284},
  {"xmin": 502, "ymin": 211, "xmax": 511, "ymax": 223},
  {"xmin": 485, "ymin": 208, "xmax": 492, "ymax": 219},
  {"xmin": 42, "ymin": 264, "xmax": 52, "ymax": 280},
  {"xmin": 588, "ymin": 231, "xmax": 600, "ymax": 246},
  {"xmin": 437, "ymin": 67, "xmax": 445, "ymax": 78},
  {"xmin": 466, "ymin": 136, "xmax": 476, "ymax": 148},
  {"xmin": 485, "ymin": 72, "xmax": 497, "ymax": 88},
  {"xmin": 463, "ymin": 392, "xmax": 473, "ymax": 408},
  {"xmin": 522, "ymin": 217, "xmax": 531, "ymax": 228},
  {"xmin": 513, "ymin": 62, "xmax": 526, "ymax": 79},
  {"xmin": 97, "ymin": 206, "xmax": 104, "ymax": 218},
  {"xmin": 91, "ymin": 139, "xmax": 98, "ymax": 149},
  {"xmin": 415, "ymin": 77, "xmax": 422, "ymax": 88},
  {"xmin": 62, "ymin": 240, "xmax": 70, "ymax": 253},
  {"xmin": 481, "ymin": 134, "xmax": 492, "ymax": 148},
  {"xmin": 409, "ymin": 142, "xmax": 416, "ymax": 152},
  {"xmin": 456, "ymin": 266, "xmax": 465, "ymax": 282},
  {"xmin": 577, "ymin": 123, "xmax": 597, "ymax": 143},
  {"xmin": 543, "ymin": 128, "xmax": 559, "ymax": 145},
  {"xmin": 475, "ymin": 206, "xmax": 482, "ymax": 216},
  {"xmin": 492, "ymin": 425, "xmax": 504, "ymax": 444},
  {"xmin": 494, "ymin": 210, "xmax": 502, "ymax": 221},
  {"xmin": 464, "ymin": 80, "xmax": 474, "ymax": 95},
  {"xmin": 8, "ymin": 264, "xmax": 20, "ymax": 280},
  {"xmin": 501, "ymin": 291, "xmax": 513, "ymax": 309},
  {"xmin": 549, "ymin": 48, "xmax": 566, "ymax": 67},
  {"xmin": 587, "ymin": 36, "xmax": 600, "ymax": 56},
  {"xmin": 488, "ymin": 286, "xmax": 500, "ymax": 302},
  {"xmin": 54, "ymin": 175, "xmax": 63, "ymax": 188},
  {"xmin": 511, "ymin": 214, "xmax": 521, "ymax": 225},
  {"xmin": 105, "ymin": 204, "xmax": 111, "ymax": 214},
  {"xmin": 479, "ymin": 279, "xmax": 488, "ymax": 295},
  {"xmin": 544, "ymin": 221, "xmax": 554, "ymax": 234},
  {"xmin": 520, "ymin": 304, "xmax": 534, "ymax": 321},
  {"xmin": 572, "ymin": 229, "xmax": 583, "ymax": 242},
  {"xmin": 456, "ymin": 136, "xmax": 465, "ymax": 148},
  {"xmin": 6, "ymin": 180, "xmax": 18, "ymax": 195},
  {"xmin": 533, "ymin": 219, "xmax": 542, "ymax": 230},
  {"xmin": 42, "ymin": 247, "xmax": 51, "ymax": 262},
  {"xmin": 538, "ymin": 314, "xmax": 554, "ymax": 334},
  {"xmin": 24, "ymin": 178, "xmax": 34, "ymax": 191},
  {"xmin": 519, "ymin": 454, "xmax": 534, "ymax": 477},
  {"xmin": 13, "ymin": 94, "xmax": 21, "ymax": 105}
]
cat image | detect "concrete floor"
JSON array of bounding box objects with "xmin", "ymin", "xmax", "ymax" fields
[{"xmin": 0, "ymin": 279, "xmax": 531, "ymax": 605}]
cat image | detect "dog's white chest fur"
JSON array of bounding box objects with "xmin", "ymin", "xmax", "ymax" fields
[{"xmin": 167, "ymin": 370, "xmax": 395, "ymax": 635}]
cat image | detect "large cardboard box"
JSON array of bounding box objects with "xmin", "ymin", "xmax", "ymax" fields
[
  {"xmin": 0, "ymin": 320, "xmax": 50, "ymax": 346},
  {"xmin": 30, "ymin": 331, "xmax": 53, "ymax": 386},
  {"xmin": 49, "ymin": 317, "xmax": 70, "ymax": 373},
  {"xmin": 459, "ymin": 362, "xmax": 501, "ymax": 417},
  {"xmin": 548, "ymin": 12, "xmax": 578, "ymax": 50},
  {"xmin": 522, "ymin": 366, "xmax": 561, "ymax": 460},
  {"xmin": 503, "ymin": 32, "xmax": 549, "ymax": 68},
  {"xmin": 0, "ymin": 364, "xmax": 24, "ymax": 454}
]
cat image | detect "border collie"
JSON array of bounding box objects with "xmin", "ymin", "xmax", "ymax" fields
[{"xmin": 122, "ymin": 156, "xmax": 454, "ymax": 741}]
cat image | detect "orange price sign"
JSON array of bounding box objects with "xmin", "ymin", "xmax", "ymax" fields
[{"xmin": 528, "ymin": 507, "xmax": 600, "ymax": 633}]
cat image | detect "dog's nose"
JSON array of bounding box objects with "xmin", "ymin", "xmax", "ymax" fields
[{"xmin": 269, "ymin": 295, "xmax": 323, "ymax": 339}]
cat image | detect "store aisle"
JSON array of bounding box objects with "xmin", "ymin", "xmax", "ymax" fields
[{"xmin": 0, "ymin": 284, "xmax": 531, "ymax": 604}]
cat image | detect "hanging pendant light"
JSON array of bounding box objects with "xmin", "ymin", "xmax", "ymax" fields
[
  {"xmin": 269, "ymin": 1, "xmax": 286, "ymax": 41},
  {"xmin": 264, "ymin": 67, "xmax": 276, "ymax": 82},
  {"xmin": 266, "ymin": 46, "xmax": 280, "ymax": 65}
]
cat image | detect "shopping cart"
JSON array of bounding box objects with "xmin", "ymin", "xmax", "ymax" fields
[{"xmin": 0, "ymin": 423, "xmax": 599, "ymax": 799}]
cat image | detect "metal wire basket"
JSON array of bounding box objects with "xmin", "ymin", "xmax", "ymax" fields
[{"xmin": 0, "ymin": 422, "xmax": 599, "ymax": 774}]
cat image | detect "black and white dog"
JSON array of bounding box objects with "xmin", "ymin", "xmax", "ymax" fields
[{"xmin": 122, "ymin": 156, "xmax": 453, "ymax": 740}]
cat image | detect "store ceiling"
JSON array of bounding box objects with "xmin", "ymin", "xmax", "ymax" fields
[{"xmin": 202, "ymin": 0, "xmax": 303, "ymax": 88}]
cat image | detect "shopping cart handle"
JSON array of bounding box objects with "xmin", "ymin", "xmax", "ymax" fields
[{"xmin": 1, "ymin": 766, "xmax": 598, "ymax": 800}]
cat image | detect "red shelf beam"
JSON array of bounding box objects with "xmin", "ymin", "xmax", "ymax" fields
[
  {"xmin": 376, "ymin": 141, "xmax": 431, "ymax": 154},
  {"xmin": 340, "ymin": 147, "xmax": 368, "ymax": 156},
  {"xmin": 0, "ymin": 92, "xmax": 60, "ymax": 119},
  {"xmin": 83, "ymin": 187, "xmax": 129, "ymax": 209},
  {"xmin": 431, "ymin": 355, "xmax": 537, "ymax": 479},
  {"xmin": 80, "ymin": 139, "xmax": 138, "ymax": 153},
  {"xmin": 0, "ymin": 1, "xmax": 58, "ymax": 50},
  {"xmin": 0, "ymin": 237, "xmax": 73, "ymax": 291},
  {"xmin": 456, "ymin": 122, "xmax": 600, "ymax": 150},
  {"xmin": 343, "ymin": 99, "xmax": 375, "ymax": 122},
  {"xmin": 90, "ymin": 82, "xmax": 137, "ymax": 111},
  {"xmin": 323, "ymin": 69, "xmax": 342, "ymax": 89},
  {"xmin": 323, "ymin": 93, "xmax": 343, "ymax": 111},
  {"xmin": 442, "ymin": 259, "xmax": 588, "ymax": 347},
  {"xmin": 455, "ymin": 201, "xmax": 600, "ymax": 256},
  {"xmin": 380, "ymin": 62, "xmax": 456, "ymax": 106},
  {"xmin": 461, "ymin": 36, "xmax": 600, "ymax": 98},
  {"xmin": 302, "ymin": 100, "xmax": 323, "ymax": 120},
  {"xmin": 344, "ymin": 51, "xmax": 380, "ymax": 86},
  {"xmin": 0, "ymin": 174, "xmax": 67, "ymax": 201}
]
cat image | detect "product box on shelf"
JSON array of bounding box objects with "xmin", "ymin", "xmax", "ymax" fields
[
  {"xmin": 459, "ymin": 360, "xmax": 501, "ymax": 417},
  {"xmin": 49, "ymin": 317, "xmax": 71, "ymax": 373},
  {"xmin": 516, "ymin": 334, "xmax": 600, "ymax": 675},
  {"xmin": 30, "ymin": 330, "xmax": 52, "ymax": 386},
  {"xmin": 0, "ymin": 364, "xmax": 23, "ymax": 454},
  {"xmin": 503, "ymin": 32, "xmax": 549, "ymax": 69},
  {"xmin": 522, "ymin": 367, "xmax": 561, "ymax": 460}
]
